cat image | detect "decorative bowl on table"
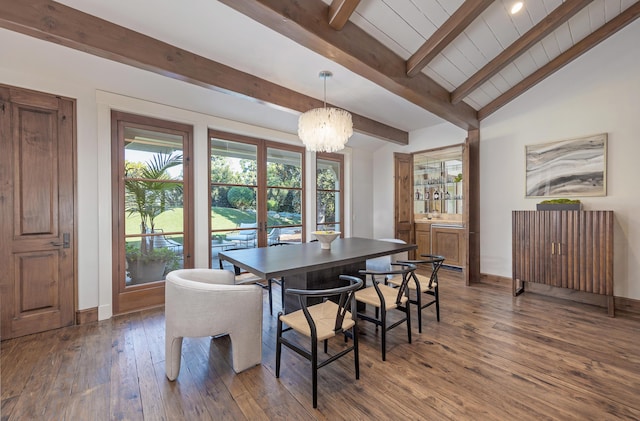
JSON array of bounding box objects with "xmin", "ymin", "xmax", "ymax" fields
[{"xmin": 312, "ymin": 231, "xmax": 341, "ymax": 250}]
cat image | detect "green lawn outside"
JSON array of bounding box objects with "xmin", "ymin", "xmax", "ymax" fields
[{"xmin": 125, "ymin": 206, "xmax": 302, "ymax": 243}]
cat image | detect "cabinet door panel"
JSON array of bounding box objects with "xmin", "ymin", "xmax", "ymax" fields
[
  {"xmin": 415, "ymin": 227, "xmax": 430, "ymax": 257},
  {"xmin": 432, "ymin": 227, "xmax": 464, "ymax": 267},
  {"xmin": 534, "ymin": 211, "xmax": 550, "ymax": 284}
]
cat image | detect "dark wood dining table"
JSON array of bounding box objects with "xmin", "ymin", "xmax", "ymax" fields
[{"xmin": 218, "ymin": 237, "xmax": 417, "ymax": 313}]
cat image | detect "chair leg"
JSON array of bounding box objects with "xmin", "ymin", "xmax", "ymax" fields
[
  {"xmin": 353, "ymin": 324, "xmax": 360, "ymax": 379},
  {"xmin": 406, "ymin": 301, "xmax": 412, "ymax": 344},
  {"xmin": 268, "ymin": 278, "xmax": 274, "ymax": 315},
  {"xmin": 380, "ymin": 307, "xmax": 387, "ymax": 361},
  {"xmin": 434, "ymin": 285, "xmax": 440, "ymax": 321},
  {"xmin": 312, "ymin": 337, "xmax": 318, "ymax": 408},
  {"xmin": 165, "ymin": 336, "xmax": 183, "ymax": 381},
  {"xmin": 275, "ymin": 317, "xmax": 283, "ymax": 378},
  {"xmin": 416, "ymin": 287, "xmax": 423, "ymax": 334}
]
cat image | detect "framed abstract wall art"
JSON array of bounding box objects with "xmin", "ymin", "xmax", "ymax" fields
[{"xmin": 525, "ymin": 133, "xmax": 607, "ymax": 197}]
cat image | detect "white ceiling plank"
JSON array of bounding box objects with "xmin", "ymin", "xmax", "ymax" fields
[
  {"xmin": 586, "ymin": 1, "xmax": 607, "ymax": 32},
  {"xmin": 551, "ymin": 23, "xmax": 573, "ymax": 54},
  {"xmin": 506, "ymin": 0, "xmax": 536, "ymax": 35},
  {"xmin": 480, "ymin": 82, "xmax": 502, "ymax": 100},
  {"xmin": 411, "ymin": 0, "xmax": 453, "ymax": 31},
  {"xmin": 512, "ymin": 52, "xmax": 539, "ymax": 78},
  {"xmin": 426, "ymin": 54, "xmax": 468, "ymax": 90},
  {"xmin": 462, "ymin": 96, "xmax": 482, "ymax": 110},
  {"xmin": 439, "ymin": 45, "xmax": 479, "ymax": 83},
  {"xmin": 359, "ymin": 0, "xmax": 425, "ymax": 52},
  {"xmin": 452, "ymin": 34, "xmax": 489, "ymax": 73},
  {"xmin": 424, "ymin": 65, "xmax": 457, "ymax": 91},
  {"xmin": 622, "ymin": 0, "xmax": 637, "ymax": 12},
  {"xmin": 388, "ymin": 0, "xmax": 439, "ymax": 40},
  {"xmin": 466, "ymin": 85, "xmax": 494, "ymax": 108},
  {"xmin": 462, "ymin": 19, "xmax": 505, "ymax": 63},
  {"xmin": 496, "ymin": 62, "xmax": 524, "ymax": 87},
  {"xmin": 603, "ymin": 0, "xmax": 622, "ymax": 21},
  {"xmin": 567, "ymin": 6, "xmax": 593, "ymax": 44},
  {"xmin": 528, "ymin": 42, "xmax": 550, "ymax": 68},
  {"xmin": 484, "ymin": 73, "xmax": 509, "ymax": 95},
  {"xmin": 434, "ymin": 0, "xmax": 465, "ymax": 16},
  {"xmin": 480, "ymin": 1, "xmax": 521, "ymax": 48},
  {"xmin": 540, "ymin": 30, "xmax": 563, "ymax": 59},
  {"xmin": 349, "ymin": 13, "xmax": 412, "ymax": 58},
  {"xmin": 524, "ymin": 0, "xmax": 561, "ymax": 25}
]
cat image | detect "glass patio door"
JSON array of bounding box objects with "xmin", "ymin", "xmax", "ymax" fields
[
  {"xmin": 112, "ymin": 111, "xmax": 193, "ymax": 314},
  {"xmin": 209, "ymin": 131, "xmax": 304, "ymax": 267},
  {"xmin": 316, "ymin": 153, "xmax": 344, "ymax": 234}
]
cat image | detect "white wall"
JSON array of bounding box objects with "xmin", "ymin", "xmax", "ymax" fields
[
  {"xmin": 480, "ymin": 20, "xmax": 640, "ymax": 299},
  {"xmin": 350, "ymin": 147, "xmax": 374, "ymax": 238}
]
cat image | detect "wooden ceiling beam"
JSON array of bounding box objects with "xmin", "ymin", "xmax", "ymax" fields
[
  {"xmin": 328, "ymin": 0, "xmax": 361, "ymax": 30},
  {"xmin": 478, "ymin": 2, "xmax": 640, "ymax": 120},
  {"xmin": 406, "ymin": 0, "xmax": 494, "ymax": 77},
  {"xmin": 452, "ymin": 0, "xmax": 594, "ymax": 105},
  {"xmin": 0, "ymin": 0, "xmax": 408, "ymax": 144},
  {"xmin": 218, "ymin": 0, "xmax": 479, "ymax": 130}
]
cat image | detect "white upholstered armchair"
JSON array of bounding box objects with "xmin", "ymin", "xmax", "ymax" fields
[{"xmin": 164, "ymin": 269, "xmax": 263, "ymax": 380}]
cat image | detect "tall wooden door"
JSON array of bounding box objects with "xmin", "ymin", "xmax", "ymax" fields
[
  {"xmin": 394, "ymin": 153, "xmax": 413, "ymax": 245},
  {"xmin": 0, "ymin": 86, "xmax": 76, "ymax": 340}
]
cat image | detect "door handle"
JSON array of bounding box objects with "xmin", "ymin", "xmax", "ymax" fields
[{"xmin": 51, "ymin": 233, "xmax": 70, "ymax": 248}]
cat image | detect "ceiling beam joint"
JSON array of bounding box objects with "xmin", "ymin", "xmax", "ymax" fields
[{"xmin": 328, "ymin": 0, "xmax": 360, "ymax": 30}]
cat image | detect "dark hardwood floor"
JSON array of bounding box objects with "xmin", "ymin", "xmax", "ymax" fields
[{"xmin": 2, "ymin": 269, "xmax": 639, "ymax": 420}]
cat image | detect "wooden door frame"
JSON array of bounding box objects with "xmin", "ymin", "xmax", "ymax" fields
[{"xmin": 465, "ymin": 129, "xmax": 480, "ymax": 285}]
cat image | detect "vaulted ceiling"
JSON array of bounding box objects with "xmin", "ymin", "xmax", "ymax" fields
[{"xmin": 1, "ymin": 0, "xmax": 638, "ymax": 147}]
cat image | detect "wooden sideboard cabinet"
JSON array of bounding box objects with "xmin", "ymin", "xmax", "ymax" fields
[{"xmin": 512, "ymin": 210, "xmax": 614, "ymax": 316}]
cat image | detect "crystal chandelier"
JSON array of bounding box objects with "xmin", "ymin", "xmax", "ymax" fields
[{"xmin": 298, "ymin": 71, "xmax": 353, "ymax": 153}]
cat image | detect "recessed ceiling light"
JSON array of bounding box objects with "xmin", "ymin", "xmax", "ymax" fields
[{"xmin": 511, "ymin": 1, "xmax": 524, "ymax": 14}]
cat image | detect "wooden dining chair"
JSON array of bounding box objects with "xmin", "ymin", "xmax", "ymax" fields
[
  {"xmin": 355, "ymin": 262, "xmax": 415, "ymax": 361},
  {"xmin": 276, "ymin": 275, "xmax": 363, "ymax": 409},
  {"xmin": 392, "ymin": 255, "xmax": 445, "ymax": 333}
]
